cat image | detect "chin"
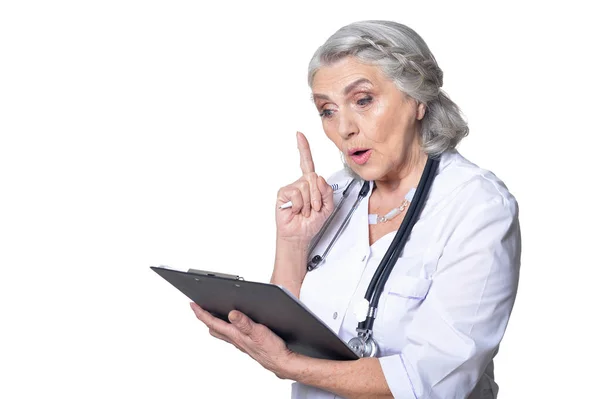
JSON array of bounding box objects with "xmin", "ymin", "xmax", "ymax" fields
[{"xmin": 343, "ymin": 163, "xmax": 382, "ymax": 182}]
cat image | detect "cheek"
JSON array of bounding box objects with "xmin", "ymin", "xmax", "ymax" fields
[
  {"xmin": 373, "ymin": 104, "xmax": 413, "ymax": 146},
  {"xmin": 360, "ymin": 100, "xmax": 394, "ymax": 142},
  {"xmin": 323, "ymin": 124, "xmax": 343, "ymax": 150},
  {"xmin": 355, "ymin": 107, "xmax": 388, "ymax": 146}
]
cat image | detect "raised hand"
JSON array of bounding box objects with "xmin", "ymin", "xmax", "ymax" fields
[{"xmin": 275, "ymin": 132, "xmax": 335, "ymax": 246}]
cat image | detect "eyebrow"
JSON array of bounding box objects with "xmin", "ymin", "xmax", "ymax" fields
[{"xmin": 311, "ymin": 78, "xmax": 373, "ymax": 102}]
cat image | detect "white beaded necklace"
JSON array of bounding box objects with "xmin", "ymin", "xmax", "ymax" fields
[{"xmin": 368, "ymin": 188, "xmax": 416, "ymax": 225}]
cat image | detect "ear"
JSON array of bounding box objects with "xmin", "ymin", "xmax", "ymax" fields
[{"xmin": 416, "ymin": 102, "xmax": 426, "ymax": 120}]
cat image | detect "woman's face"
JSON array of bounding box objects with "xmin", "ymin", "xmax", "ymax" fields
[{"xmin": 311, "ymin": 56, "xmax": 425, "ymax": 182}]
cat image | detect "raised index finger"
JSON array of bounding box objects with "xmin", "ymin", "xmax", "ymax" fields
[{"xmin": 297, "ymin": 131, "xmax": 315, "ymax": 175}]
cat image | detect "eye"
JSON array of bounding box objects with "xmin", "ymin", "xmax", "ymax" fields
[
  {"xmin": 319, "ymin": 109, "xmax": 334, "ymax": 119},
  {"xmin": 357, "ymin": 95, "xmax": 373, "ymax": 106}
]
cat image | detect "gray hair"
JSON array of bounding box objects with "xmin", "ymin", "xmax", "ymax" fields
[{"xmin": 308, "ymin": 20, "xmax": 468, "ymax": 156}]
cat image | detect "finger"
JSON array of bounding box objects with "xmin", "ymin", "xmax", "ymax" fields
[
  {"xmin": 297, "ymin": 131, "xmax": 315, "ymax": 175},
  {"xmin": 278, "ymin": 186, "xmax": 304, "ymax": 215},
  {"xmin": 306, "ymin": 172, "xmax": 321, "ymax": 212},
  {"xmin": 229, "ymin": 310, "xmax": 254, "ymax": 336},
  {"xmin": 317, "ymin": 176, "xmax": 334, "ymax": 212},
  {"xmin": 230, "ymin": 311, "xmax": 269, "ymax": 348},
  {"xmin": 190, "ymin": 302, "xmax": 234, "ymax": 334},
  {"xmin": 296, "ymin": 179, "xmax": 311, "ymax": 218},
  {"xmin": 209, "ymin": 328, "xmax": 233, "ymax": 344},
  {"xmin": 190, "ymin": 302, "xmax": 215, "ymax": 326},
  {"xmin": 209, "ymin": 329, "xmax": 248, "ymax": 353}
]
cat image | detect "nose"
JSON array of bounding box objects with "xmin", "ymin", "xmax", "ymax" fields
[{"xmin": 337, "ymin": 109, "xmax": 358, "ymax": 140}]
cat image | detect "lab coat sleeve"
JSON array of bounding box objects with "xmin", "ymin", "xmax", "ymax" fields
[{"xmin": 378, "ymin": 186, "xmax": 521, "ymax": 399}]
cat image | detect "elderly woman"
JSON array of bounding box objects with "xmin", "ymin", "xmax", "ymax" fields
[{"xmin": 190, "ymin": 20, "xmax": 521, "ymax": 399}]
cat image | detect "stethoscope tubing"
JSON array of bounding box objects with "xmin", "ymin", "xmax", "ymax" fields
[
  {"xmin": 307, "ymin": 179, "xmax": 358, "ymax": 268},
  {"xmin": 361, "ymin": 156, "xmax": 439, "ymax": 331},
  {"xmin": 305, "ymin": 155, "xmax": 439, "ymax": 353}
]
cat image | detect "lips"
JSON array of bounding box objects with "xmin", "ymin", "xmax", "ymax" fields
[{"xmin": 348, "ymin": 148, "xmax": 372, "ymax": 165}]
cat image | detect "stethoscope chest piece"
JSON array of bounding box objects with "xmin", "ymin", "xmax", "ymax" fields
[{"xmin": 348, "ymin": 331, "xmax": 379, "ymax": 358}]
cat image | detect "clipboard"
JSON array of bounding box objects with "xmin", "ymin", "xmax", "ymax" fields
[{"xmin": 151, "ymin": 266, "xmax": 359, "ymax": 361}]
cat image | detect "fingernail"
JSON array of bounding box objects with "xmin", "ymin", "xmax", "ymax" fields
[{"xmin": 230, "ymin": 312, "xmax": 240, "ymax": 322}]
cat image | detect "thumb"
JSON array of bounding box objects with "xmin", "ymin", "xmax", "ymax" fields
[
  {"xmin": 317, "ymin": 176, "xmax": 334, "ymax": 213},
  {"xmin": 229, "ymin": 310, "xmax": 254, "ymax": 336}
]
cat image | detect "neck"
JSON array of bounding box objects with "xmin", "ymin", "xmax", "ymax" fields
[{"xmin": 373, "ymin": 145, "xmax": 428, "ymax": 199}]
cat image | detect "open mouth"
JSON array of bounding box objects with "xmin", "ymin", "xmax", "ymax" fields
[{"xmin": 348, "ymin": 148, "xmax": 372, "ymax": 165}]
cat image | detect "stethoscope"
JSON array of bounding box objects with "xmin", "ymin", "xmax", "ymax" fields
[{"xmin": 306, "ymin": 156, "xmax": 439, "ymax": 358}]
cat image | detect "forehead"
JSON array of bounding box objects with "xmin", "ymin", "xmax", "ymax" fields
[{"xmin": 311, "ymin": 57, "xmax": 390, "ymax": 94}]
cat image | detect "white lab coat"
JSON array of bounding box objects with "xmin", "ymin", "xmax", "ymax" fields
[{"xmin": 291, "ymin": 149, "xmax": 521, "ymax": 399}]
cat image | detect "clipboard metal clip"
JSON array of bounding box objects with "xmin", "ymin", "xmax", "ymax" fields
[{"xmin": 187, "ymin": 268, "xmax": 245, "ymax": 281}]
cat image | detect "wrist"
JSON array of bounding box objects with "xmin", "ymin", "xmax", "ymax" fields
[
  {"xmin": 274, "ymin": 237, "xmax": 310, "ymax": 274},
  {"xmin": 277, "ymin": 351, "xmax": 307, "ymax": 381},
  {"xmin": 276, "ymin": 236, "xmax": 311, "ymax": 253},
  {"xmin": 271, "ymin": 240, "xmax": 309, "ymax": 298}
]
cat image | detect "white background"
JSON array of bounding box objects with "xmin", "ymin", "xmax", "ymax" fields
[{"xmin": 1, "ymin": 1, "xmax": 598, "ymax": 398}]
